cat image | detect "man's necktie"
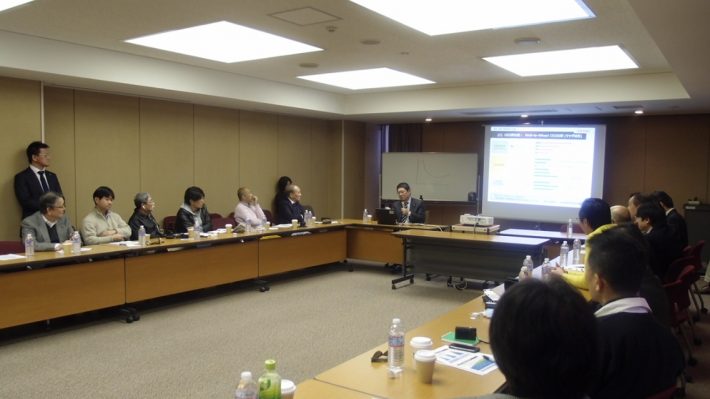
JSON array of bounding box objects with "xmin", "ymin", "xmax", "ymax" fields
[{"xmin": 38, "ymin": 171, "xmax": 50, "ymax": 193}]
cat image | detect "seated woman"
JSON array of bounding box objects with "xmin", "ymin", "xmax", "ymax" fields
[
  {"xmin": 21, "ymin": 191, "xmax": 74, "ymax": 251},
  {"xmin": 272, "ymin": 175, "xmax": 292, "ymax": 223},
  {"xmin": 128, "ymin": 192, "xmax": 162, "ymax": 240},
  {"xmin": 234, "ymin": 187, "xmax": 267, "ymax": 228},
  {"xmin": 175, "ymin": 186, "xmax": 213, "ymax": 233}
]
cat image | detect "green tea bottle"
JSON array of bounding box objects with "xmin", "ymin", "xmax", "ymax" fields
[{"xmin": 258, "ymin": 359, "xmax": 281, "ymax": 399}]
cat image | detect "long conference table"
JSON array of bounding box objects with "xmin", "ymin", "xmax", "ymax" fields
[{"xmin": 0, "ymin": 220, "xmax": 547, "ymax": 332}]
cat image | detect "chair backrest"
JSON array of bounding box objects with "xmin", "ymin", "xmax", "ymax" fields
[
  {"xmin": 645, "ymin": 385, "xmax": 677, "ymax": 399},
  {"xmin": 263, "ymin": 209, "xmax": 273, "ymax": 223},
  {"xmin": 664, "ymin": 265, "xmax": 695, "ymax": 315},
  {"xmin": 686, "ymin": 240, "xmax": 705, "ymax": 272},
  {"xmin": 209, "ymin": 212, "xmax": 222, "ymax": 220},
  {"xmin": 163, "ymin": 216, "xmax": 176, "ymax": 232},
  {"xmin": 663, "ymin": 256, "xmax": 695, "ymax": 284},
  {"xmin": 0, "ymin": 241, "xmax": 24, "ymax": 254},
  {"xmin": 211, "ymin": 217, "xmax": 232, "ymax": 230}
]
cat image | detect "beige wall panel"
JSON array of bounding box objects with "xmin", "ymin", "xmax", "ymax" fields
[
  {"xmin": 43, "ymin": 87, "xmax": 78, "ymax": 227},
  {"xmin": 643, "ymin": 115, "xmax": 710, "ymax": 208},
  {"xmin": 0, "ymin": 77, "xmax": 40, "ymax": 240},
  {"xmin": 239, "ymin": 111, "xmax": 279, "ymax": 214},
  {"xmin": 139, "ymin": 99, "xmax": 194, "ymax": 224},
  {"xmin": 194, "ymin": 105, "xmax": 240, "ymax": 217},
  {"xmin": 328, "ymin": 121, "xmax": 344, "ymax": 219},
  {"xmin": 601, "ymin": 118, "xmax": 645, "ymax": 206},
  {"xmin": 343, "ymin": 120, "xmax": 365, "ymax": 218},
  {"xmin": 74, "ymin": 91, "xmax": 140, "ymax": 223},
  {"xmin": 310, "ymin": 120, "xmax": 336, "ymax": 218},
  {"xmin": 277, "ymin": 116, "xmax": 312, "ymax": 205},
  {"xmin": 364, "ymin": 123, "xmax": 382, "ymax": 213}
]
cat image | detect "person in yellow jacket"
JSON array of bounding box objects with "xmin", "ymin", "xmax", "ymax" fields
[{"xmin": 552, "ymin": 198, "xmax": 614, "ymax": 293}]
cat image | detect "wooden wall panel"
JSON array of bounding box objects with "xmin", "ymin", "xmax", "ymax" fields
[
  {"xmin": 194, "ymin": 105, "xmax": 240, "ymax": 217},
  {"xmin": 310, "ymin": 120, "xmax": 333, "ymax": 219},
  {"xmin": 343, "ymin": 120, "xmax": 366, "ymax": 218},
  {"xmin": 327, "ymin": 120, "xmax": 344, "ymax": 219},
  {"xmin": 139, "ymin": 99, "xmax": 194, "ymax": 224},
  {"xmin": 74, "ymin": 91, "xmax": 140, "ymax": 221},
  {"xmin": 239, "ymin": 111, "xmax": 279, "ymax": 215},
  {"xmin": 0, "ymin": 77, "xmax": 40, "ymax": 240},
  {"xmin": 44, "ymin": 87, "xmax": 78, "ymax": 227},
  {"xmin": 604, "ymin": 118, "xmax": 646, "ymax": 206},
  {"xmin": 277, "ymin": 116, "xmax": 313, "ymax": 209}
]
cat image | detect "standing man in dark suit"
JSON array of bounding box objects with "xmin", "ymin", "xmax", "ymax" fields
[
  {"xmin": 652, "ymin": 190, "xmax": 689, "ymax": 248},
  {"xmin": 14, "ymin": 141, "xmax": 63, "ymax": 219},
  {"xmin": 392, "ymin": 182, "xmax": 425, "ymax": 224}
]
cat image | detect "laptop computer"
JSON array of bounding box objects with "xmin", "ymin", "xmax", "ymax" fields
[{"xmin": 375, "ymin": 208, "xmax": 398, "ymax": 225}]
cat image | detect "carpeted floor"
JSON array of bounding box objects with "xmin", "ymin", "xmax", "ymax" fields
[{"xmin": 0, "ymin": 262, "xmax": 480, "ymax": 398}]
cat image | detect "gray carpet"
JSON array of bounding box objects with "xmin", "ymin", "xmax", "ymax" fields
[{"xmin": 0, "ymin": 262, "xmax": 480, "ymax": 398}]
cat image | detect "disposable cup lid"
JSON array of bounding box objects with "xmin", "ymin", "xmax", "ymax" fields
[
  {"xmin": 414, "ymin": 350, "xmax": 436, "ymax": 362},
  {"xmin": 281, "ymin": 379, "xmax": 296, "ymax": 393},
  {"xmin": 410, "ymin": 336, "xmax": 433, "ymax": 347}
]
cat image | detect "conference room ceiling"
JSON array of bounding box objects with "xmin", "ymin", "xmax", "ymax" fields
[{"xmin": 0, "ymin": 0, "xmax": 708, "ymax": 123}]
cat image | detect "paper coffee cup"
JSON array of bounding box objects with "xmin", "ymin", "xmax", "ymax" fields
[
  {"xmin": 62, "ymin": 242, "xmax": 72, "ymax": 254},
  {"xmin": 225, "ymin": 224, "xmax": 233, "ymax": 234},
  {"xmin": 415, "ymin": 350, "xmax": 436, "ymax": 384},
  {"xmin": 410, "ymin": 336, "xmax": 433, "ymax": 355},
  {"xmin": 281, "ymin": 379, "xmax": 296, "ymax": 399},
  {"xmin": 291, "ymin": 219, "xmax": 298, "ymax": 229}
]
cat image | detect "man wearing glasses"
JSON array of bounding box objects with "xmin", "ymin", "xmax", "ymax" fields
[
  {"xmin": 14, "ymin": 141, "xmax": 63, "ymax": 219},
  {"xmin": 20, "ymin": 191, "xmax": 74, "ymax": 251}
]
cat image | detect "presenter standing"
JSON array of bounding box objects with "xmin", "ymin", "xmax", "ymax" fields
[
  {"xmin": 14, "ymin": 141, "xmax": 63, "ymax": 219},
  {"xmin": 392, "ymin": 182, "xmax": 425, "ymax": 224}
]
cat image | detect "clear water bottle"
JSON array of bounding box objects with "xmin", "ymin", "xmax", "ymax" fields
[
  {"xmin": 541, "ymin": 257, "xmax": 551, "ymax": 280},
  {"xmin": 71, "ymin": 230, "xmax": 81, "ymax": 254},
  {"xmin": 24, "ymin": 233, "xmax": 35, "ymax": 257},
  {"xmin": 235, "ymin": 371, "xmax": 258, "ymax": 399},
  {"xmin": 138, "ymin": 225, "xmax": 146, "ymax": 247},
  {"xmin": 363, "ymin": 208, "xmax": 368, "ymax": 223},
  {"xmin": 257, "ymin": 359, "xmax": 281, "ymax": 399},
  {"xmin": 572, "ymin": 238, "xmax": 581, "ymax": 264},
  {"xmin": 559, "ymin": 241, "xmax": 569, "ymax": 268},
  {"xmin": 567, "ymin": 218, "xmax": 574, "ymax": 238},
  {"xmin": 522, "ymin": 255, "xmax": 534, "ymax": 277},
  {"xmin": 388, "ymin": 317, "xmax": 404, "ymax": 376}
]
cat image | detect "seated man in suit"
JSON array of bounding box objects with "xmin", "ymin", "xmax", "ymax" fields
[
  {"xmin": 276, "ymin": 184, "xmax": 305, "ymax": 226},
  {"xmin": 585, "ymin": 225, "xmax": 684, "ymax": 399},
  {"xmin": 175, "ymin": 186, "xmax": 213, "ymax": 233},
  {"xmin": 234, "ymin": 187, "xmax": 267, "ymax": 228},
  {"xmin": 473, "ymin": 278, "xmax": 597, "ymax": 399},
  {"xmin": 392, "ymin": 182, "xmax": 425, "ymax": 224},
  {"xmin": 652, "ymin": 190, "xmax": 689, "ymax": 249},
  {"xmin": 128, "ymin": 192, "xmax": 162, "ymax": 240},
  {"xmin": 21, "ymin": 191, "xmax": 74, "ymax": 251},
  {"xmin": 635, "ymin": 201, "xmax": 683, "ymax": 279},
  {"xmin": 14, "ymin": 141, "xmax": 63, "ymax": 219},
  {"xmin": 81, "ymin": 186, "xmax": 131, "ymax": 245}
]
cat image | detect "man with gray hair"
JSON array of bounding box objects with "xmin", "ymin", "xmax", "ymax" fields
[
  {"xmin": 610, "ymin": 205, "xmax": 631, "ymax": 224},
  {"xmin": 128, "ymin": 192, "xmax": 162, "ymax": 240},
  {"xmin": 21, "ymin": 191, "xmax": 74, "ymax": 251}
]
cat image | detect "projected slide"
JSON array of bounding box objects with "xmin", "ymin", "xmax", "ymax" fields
[{"xmin": 482, "ymin": 125, "xmax": 605, "ymax": 222}]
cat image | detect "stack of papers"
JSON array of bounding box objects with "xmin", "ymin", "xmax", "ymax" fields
[{"xmin": 433, "ymin": 346, "xmax": 497, "ymax": 375}]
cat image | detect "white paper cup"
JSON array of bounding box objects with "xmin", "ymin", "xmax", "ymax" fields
[
  {"xmin": 225, "ymin": 224, "xmax": 233, "ymax": 234},
  {"xmin": 291, "ymin": 219, "xmax": 298, "ymax": 229},
  {"xmin": 410, "ymin": 336, "xmax": 433, "ymax": 355},
  {"xmin": 281, "ymin": 379, "xmax": 296, "ymax": 399},
  {"xmin": 415, "ymin": 350, "xmax": 436, "ymax": 384},
  {"xmin": 62, "ymin": 242, "xmax": 72, "ymax": 253}
]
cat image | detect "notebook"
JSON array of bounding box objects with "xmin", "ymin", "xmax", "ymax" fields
[{"xmin": 375, "ymin": 208, "xmax": 397, "ymax": 225}]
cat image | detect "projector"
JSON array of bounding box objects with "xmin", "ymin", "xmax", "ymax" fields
[{"xmin": 460, "ymin": 214, "xmax": 494, "ymax": 226}]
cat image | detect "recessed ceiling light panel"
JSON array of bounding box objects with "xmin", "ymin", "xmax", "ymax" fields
[
  {"xmin": 483, "ymin": 45, "xmax": 638, "ymax": 76},
  {"xmin": 298, "ymin": 67, "xmax": 434, "ymax": 90},
  {"xmin": 0, "ymin": 0, "xmax": 34, "ymax": 13},
  {"xmin": 126, "ymin": 21, "xmax": 322, "ymax": 63},
  {"xmin": 350, "ymin": 0, "xmax": 594, "ymax": 36}
]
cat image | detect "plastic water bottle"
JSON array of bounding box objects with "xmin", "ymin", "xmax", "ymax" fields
[
  {"xmin": 363, "ymin": 208, "xmax": 368, "ymax": 223},
  {"xmin": 257, "ymin": 359, "xmax": 281, "ymax": 399},
  {"xmin": 572, "ymin": 238, "xmax": 581, "ymax": 264},
  {"xmin": 388, "ymin": 318, "xmax": 404, "ymax": 376},
  {"xmin": 71, "ymin": 230, "xmax": 81, "ymax": 254},
  {"xmin": 541, "ymin": 257, "xmax": 551, "ymax": 280},
  {"xmin": 559, "ymin": 241, "xmax": 569, "ymax": 268},
  {"xmin": 235, "ymin": 371, "xmax": 258, "ymax": 399},
  {"xmin": 24, "ymin": 233, "xmax": 35, "ymax": 257},
  {"xmin": 138, "ymin": 225, "xmax": 146, "ymax": 247},
  {"xmin": 522, "ymin": 255, "xmax": 534, "ymax": 277},
  {"xmin": 567, "ymin": 218, "xmax": 574, "ymax": 238}
]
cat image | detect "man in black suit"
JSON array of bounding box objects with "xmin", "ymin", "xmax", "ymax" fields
[
  {"xmin": 276, "ymin": 184, "xmax": 305, "ymax": 226},
  {"xmin": 14, "ymin": 141, "xmax": 63, "ymax": 219},
  {"xmin": 392, "ymin": 182, "xmax": 425, "ymax": 224},
  {"xmin": 634, "ymin": 202, "xmax": 683, "ymax": 279},
  {"xmin": 652, "ymin": 190, "xmax": 689, "ymax": 248}
]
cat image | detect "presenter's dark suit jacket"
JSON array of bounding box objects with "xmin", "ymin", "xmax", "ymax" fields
[
  {"xmin": 645, "ymin": 224, "xmax": 683, "ymax": 279},
  {"xmin": 14, "ymin": 167, "xmax": 63, "ymax": 219},
  {"xmin": 666, "ymin": 209, "xmax": 689, "ymax": 249},
  {"xmin": 21, "ymin": 211, "xmax": 74, "ymax": 251},
  {"xmin": 276, "ymin": 198, "xmax": 305, "ymax": 226},
  {"xmin": 393, "ymin": 197, "xmax": 426, "ymax": 223}
]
